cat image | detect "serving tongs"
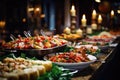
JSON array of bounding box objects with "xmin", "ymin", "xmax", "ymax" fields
[
  {"xmin": 60, "ymin": 68, "xmax": 78, "ymax": 76},
  {"xmin": 40, "ymin": 29, "xmax": 47, "ymax": 38},
  {"xmin": 10, "ymin": 34, "xmax": 16, "ymax": 41},
  {"xmin": 23, "ymin": 31, "xmax": 31, "ymax": 38},
  {"xmin": 67, "ymin": 41, "xmax": 77, "ymax": 47}
]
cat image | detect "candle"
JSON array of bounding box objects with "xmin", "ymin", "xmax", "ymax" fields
[
  {"xmin": 111, "ymin": 10, "xmax": 114, "ymax": 18},
  {"xmin": 64, "ymin": 27, "xmax": 71, "ymax": 34},
  {"xmin": 76, "ymin": 29, "xmax": 83, "ymax": 36},
  {"xmin": 92, "ymin": 9, "xmax": 97, "ymax": 19},
  {"xmin": 70, "ymin": 5, "xmax": 76, "ymax": 16},
  {"xmin": 81, "ymin": 14, "xmax": 87, "ymax": 26},
  {"xmin": 87, "ymin": 27, "xmax": 92, "ymax": 34},
  {"xmin": 91, "ymin": 23, "xmax": 97, "ymax": 30},
  {"xmin": 98, "ymin": 14, "xmax": 102, "ymax": 24}
]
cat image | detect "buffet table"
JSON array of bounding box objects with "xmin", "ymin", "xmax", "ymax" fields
[
  {"xmin": 0, "ymin": 32, "xmax": 120, "ymax": 80},
  {"xmin": 72, "ymin": 36, "xmax": 120, "ymax": 80}
]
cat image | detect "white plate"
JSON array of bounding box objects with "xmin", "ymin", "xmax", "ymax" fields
[{"xmin": 44, "ymin": 53, "xmax": 97, "ymax": 70}]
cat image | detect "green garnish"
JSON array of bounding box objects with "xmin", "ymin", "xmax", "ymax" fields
[
  {"xmin": 0, "ymin": 53, "xmax": 37, "ymax": 61},
  {"xmin": 43, "ymin": 39, "xmax": 48, "ymax": 43},
  {"xmin": 60, "ymin": 46, "xmax": 74, "ymax": 52},
  {"xmin": 37, "ymin": 64, "xmax": 73, "ymax": 80},
  {"xmin": 86, "ymin": 49, "xmax": 101, "ymax": 56}
]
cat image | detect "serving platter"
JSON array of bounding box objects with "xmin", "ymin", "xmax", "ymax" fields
[
  {"xmin": 1, "ymin": 35, "xmax": 69, "ymax": 59},
  {"xmin": 1, "ymin": 44, "xmax": 67, "ymax": 59},
  {"xmin": 44, "ymin": 52, "xmax": 97, "ymax": 70}
]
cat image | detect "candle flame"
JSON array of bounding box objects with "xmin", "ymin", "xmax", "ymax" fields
[
  {"xmin": 92, "ymin": 10, "xmax": 96, "ymax": 15},
  {"xmin": 82, "ymin": 14, "xmax": 86, "ymax": 19},
  {"xmin": 71, "ymin": 5, "xmax": 75, "ymax": 11},
  {"xmin": 98, "ymin": 14, "xmax": 102, "ymax": 24},
  {"xmin": 98, "ymin": 15, "xmax": 102, "ymax": 20}
]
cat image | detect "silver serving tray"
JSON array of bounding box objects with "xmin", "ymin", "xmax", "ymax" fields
[{"xmin": 1, "ymin": 44, "xmax": 67, "ymax": 59}]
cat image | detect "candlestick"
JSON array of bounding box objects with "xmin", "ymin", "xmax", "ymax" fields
[
  {"xmin": 70, "ymin": 5, "xmax": 76, "ymax": 16},
  {"xmin": 98, "ymin": 14, "xmax": 102, "ymax": 24},
  {"xmin": 81, "ymin": 14, "xmax": 87, "ymax": 26},
  {"xmin": 92, "ymin": 9, "xmax": 97, "ymax": 20}
]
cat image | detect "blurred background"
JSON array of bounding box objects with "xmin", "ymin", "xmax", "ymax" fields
[{"xmin": 0, "ymin": 0, "xmax": 120, "ymax": 41}]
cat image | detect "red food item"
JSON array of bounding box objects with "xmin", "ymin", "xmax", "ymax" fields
[
  {"xmin": 49, "ymin": 52, "xmax": 90, "ymax": 63},
  {"xmin": 2, "ymin": 35, "xmax": 68, "ymax": 49}
]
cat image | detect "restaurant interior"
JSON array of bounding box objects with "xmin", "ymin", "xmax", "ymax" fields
[{"xmin": 0, "ymin": 0, "xmax": 120, "ymax": 80}]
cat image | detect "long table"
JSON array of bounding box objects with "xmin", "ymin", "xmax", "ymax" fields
[{"xmin": 72, "ymin": 37, "xmax": 120, "ymax": 80}]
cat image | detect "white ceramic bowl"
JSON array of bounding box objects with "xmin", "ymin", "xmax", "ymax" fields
[{"xmin": 44, "ymin": 53, "xmax": 97, "ymax": 70}]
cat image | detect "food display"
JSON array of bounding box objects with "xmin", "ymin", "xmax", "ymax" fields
[
  {"xmin": 44, "ymin": 53, "xmax": 96, "ymax": 69},
  {"xmin": 1, "ymin": 35, "xmax": 68, "ymax": 50},
  {"xmin": 89, "ymin": 31, "xmax": 115, "ymax": 40},
  {"xmin": 1, "ymin": 0, "xmax": 120, "ymax": 79},
  {"xmin": 109, "ymin": 30, "xmax": 120, "ymax": 37},
  {"xmin": 81, "ymin": 31, "xmax": 115, "ymax": 46},
  {"xmin": 44, "ymin": 46, "xmax": 97, "ymax": 69},
  {"xmin": 0, "ymin": 57, "xmax": 52, "ymax": 80},
  {"xmin": 48, "ymin": 52, "xmax": 90, "ymax": 63},
  {"xmin": 74, "ymin": 45, "xmax": 100, "ymax": 55},
  {"xmin": 55, "ymin": 33, "xmax": 82, "ymax": 41},
  {"xmin": 82, "ymin": 38, "xmax": 110, "ymax": 46}
]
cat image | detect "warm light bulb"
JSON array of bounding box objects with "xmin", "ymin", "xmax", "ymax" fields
[
  {"xmin": 117, "ymin": 10, "xmax": 120, "ymax": 14},
  {"xmin": 35, "ymin": 8, "xmax": 40, "ymax": 12}
]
